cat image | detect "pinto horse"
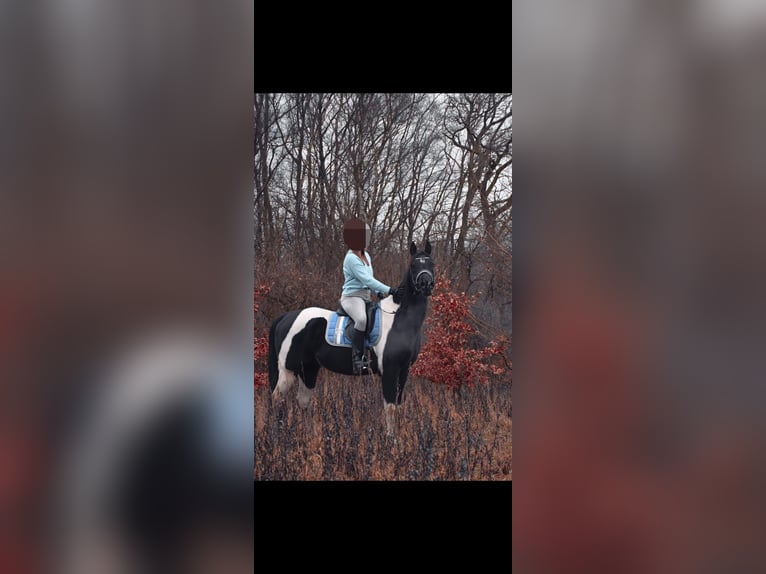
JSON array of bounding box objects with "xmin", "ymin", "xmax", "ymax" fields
[{"xmin": 268, "ymin": 241, "xmax": 435, "ymax": 434}]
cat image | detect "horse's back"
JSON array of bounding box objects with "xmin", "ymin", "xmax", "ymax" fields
[{"xmin": 273, "ymin": 307, "xmax": 331, "ymax": 338}]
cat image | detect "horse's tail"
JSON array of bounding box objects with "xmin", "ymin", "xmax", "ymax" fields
[{"xmin": 268, "ymin": 314, "xmax": 281, "ymax": 392}]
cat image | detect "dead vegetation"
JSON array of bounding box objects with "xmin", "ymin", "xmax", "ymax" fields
[{"xmin": 254, "ymin": 373, "xmax": 512, "ymax": 481}]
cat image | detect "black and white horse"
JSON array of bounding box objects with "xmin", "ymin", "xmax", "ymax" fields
[{"xmin": 267, "ymin": 241, "xmax": 435, "ymax": 435}]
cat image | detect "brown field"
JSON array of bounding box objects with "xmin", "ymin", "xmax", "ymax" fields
[{"xmin": 254, "ymin": 373, "xmax": 512, "ymax": 480}]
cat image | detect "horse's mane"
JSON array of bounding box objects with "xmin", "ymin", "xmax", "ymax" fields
[{"xmin": 397, "ymin": 268, "xmax": 410, "ymax": 292}]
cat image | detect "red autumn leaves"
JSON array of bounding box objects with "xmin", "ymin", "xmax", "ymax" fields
[
  {"xmin": 253, "ymin": 283, "xmax": 270, "ymax": 388},
  {"xmin": 411, "ymin": 275, "xmax": 510, "ymax": 388}
]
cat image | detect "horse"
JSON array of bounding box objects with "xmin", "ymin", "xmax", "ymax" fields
[{"xmin": 267, "ymin": 240, "xmax": 435, "ymax": 435}]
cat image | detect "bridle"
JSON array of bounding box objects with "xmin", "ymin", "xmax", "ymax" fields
[
  {"xmin": 380, "ymin": 257, "xmax": 435, "ymax": 315},
  {"xmin": 412, "ymin": 269, "xmax": 434, "ymax": 294},
  {"xmin": 411, "ymin": 256, "xmax": 435, "ymax": 295}
]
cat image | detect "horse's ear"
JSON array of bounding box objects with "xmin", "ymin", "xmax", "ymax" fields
[
  {"xmin": 410, "ymin": 242, "xmax": 417, "ymax": 256},
  {"xmin": 425, "ymin": 239, "xmax": 432, "ymax": 255}
]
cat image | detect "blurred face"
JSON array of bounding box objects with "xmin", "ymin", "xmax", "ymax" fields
[{"xmin": 343, "ymin": 219, "xmax": 367, "ymax": 251}]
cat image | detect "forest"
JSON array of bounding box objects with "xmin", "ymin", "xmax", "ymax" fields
[{"xmin": 254, "ymin": 93, "xmax": 512, "ymax": 479}]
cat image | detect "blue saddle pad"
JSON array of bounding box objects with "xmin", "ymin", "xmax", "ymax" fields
[{"xmin": 325, "ymin": 307, "xmax": 381, "ymax": 348}]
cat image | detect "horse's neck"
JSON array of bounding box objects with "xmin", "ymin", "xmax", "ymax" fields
[
  {"xmin": 397, "ymin": 297, "xmax": 427, "ymax": 328},
  {"xmin": 395, "ymin": 272, "xmax": 427, "ymax": 329}
]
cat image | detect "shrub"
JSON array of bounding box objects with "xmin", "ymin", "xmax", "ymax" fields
[{"xmin": 411, "ymin": 275, "xmax": 510, "ymax": 388}]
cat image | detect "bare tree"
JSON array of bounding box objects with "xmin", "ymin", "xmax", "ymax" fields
[
  {"xmin": 254, "ymin": 93, "xmax": 512, "ymax": 335},
  {"xmin": 443, "ymin": 93, "xmax": 513, "ymax": 291},
  {"xmin": 254, "ymin": 93, "xmax": 287, "ymax": 263}
]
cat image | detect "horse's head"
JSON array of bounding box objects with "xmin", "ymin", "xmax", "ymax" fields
[{"xmin": 409, "ymin": 240, "xmax": 435, "ymax": 296}]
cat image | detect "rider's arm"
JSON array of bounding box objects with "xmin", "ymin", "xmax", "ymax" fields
[{"xmin": 347, "ymin": 256, "xmax": 391, "ymax": 295}]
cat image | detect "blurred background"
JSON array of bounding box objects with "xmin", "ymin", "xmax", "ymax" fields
[
  {"xmin": 0, "ymin": 1, "xmax": 253, "ymax": 572},
  {"xmin": 514, "ymin": 0, "xmax": 766, "ymax": 572}
]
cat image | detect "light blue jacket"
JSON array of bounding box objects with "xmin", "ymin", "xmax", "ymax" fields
[{"xmin": 342, "ymin": 250, "xmax": 391, "ymax": 296}]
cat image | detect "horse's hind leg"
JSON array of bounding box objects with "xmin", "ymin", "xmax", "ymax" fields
[
  {"xmin": 295, "ymin": 322, "xmax": 323, "ymax": 410},
  {"xmin": 276, "ymin": 322, "xmax": 313, "ymax": 403},
  {"xmin": 273, "ymin": 367, "xmax": 297, "ymax": 402},
  {"xmin": 296, "ymin": 361, "xmax": 320, "ymax": 434},
  {"xmin": 296, "ymin": 360, "xmax": 320, "ymax": 409},
  {"xmin": 296, "ymin": 377, "xmax": 311, "ymax": 409}
]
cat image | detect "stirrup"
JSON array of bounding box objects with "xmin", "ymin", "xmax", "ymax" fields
[{"xmin": 352, "ymin": 354, "xmax": 369, "ymax": 374}]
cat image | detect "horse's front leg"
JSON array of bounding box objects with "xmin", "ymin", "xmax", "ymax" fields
[
  {"xmin": 396, "ymin": 366, "xmax": 410, "ymax": 405},
  {"xmin": 383, "ymin": 364, "xmax": 412, "ymax": 437},
  {"xmin": 381, "ymin": 365, "xmax": 400, "ymax": 436}
]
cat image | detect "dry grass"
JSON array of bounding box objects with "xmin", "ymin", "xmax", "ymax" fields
[{"xmin": 254, "ymin": 373, "xmax": 512, "ymax": 480}]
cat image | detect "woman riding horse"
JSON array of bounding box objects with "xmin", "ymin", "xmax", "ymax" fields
[
  {"xmin": 340, "ymin": 218, "xmax": 403, "ymax": 374},
  {"xmin": 268, "ymin": 238, "xmax": 434, "ymax": 435}
]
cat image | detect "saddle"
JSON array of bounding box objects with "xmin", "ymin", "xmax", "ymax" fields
[
  {"xmin": 325, "ymin": 300, "xmax": 381, "ymax": 348},
  {"xmin": 336, "ymin": 299, "xmax": 377, "ymax": 341}
]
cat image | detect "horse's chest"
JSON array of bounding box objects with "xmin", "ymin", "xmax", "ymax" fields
[
  {"xmin": 379, "ymin": 331, "xmax": 417, "ymax": 365},
  {"xmin": 374, "ymin": 308, "xmax": 424, "ymax": 373}
]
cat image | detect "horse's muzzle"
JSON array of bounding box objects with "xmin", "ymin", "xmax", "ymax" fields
[{"xmin": 416, "ymin": 275, "xmax": 434, "ymax": 295}]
